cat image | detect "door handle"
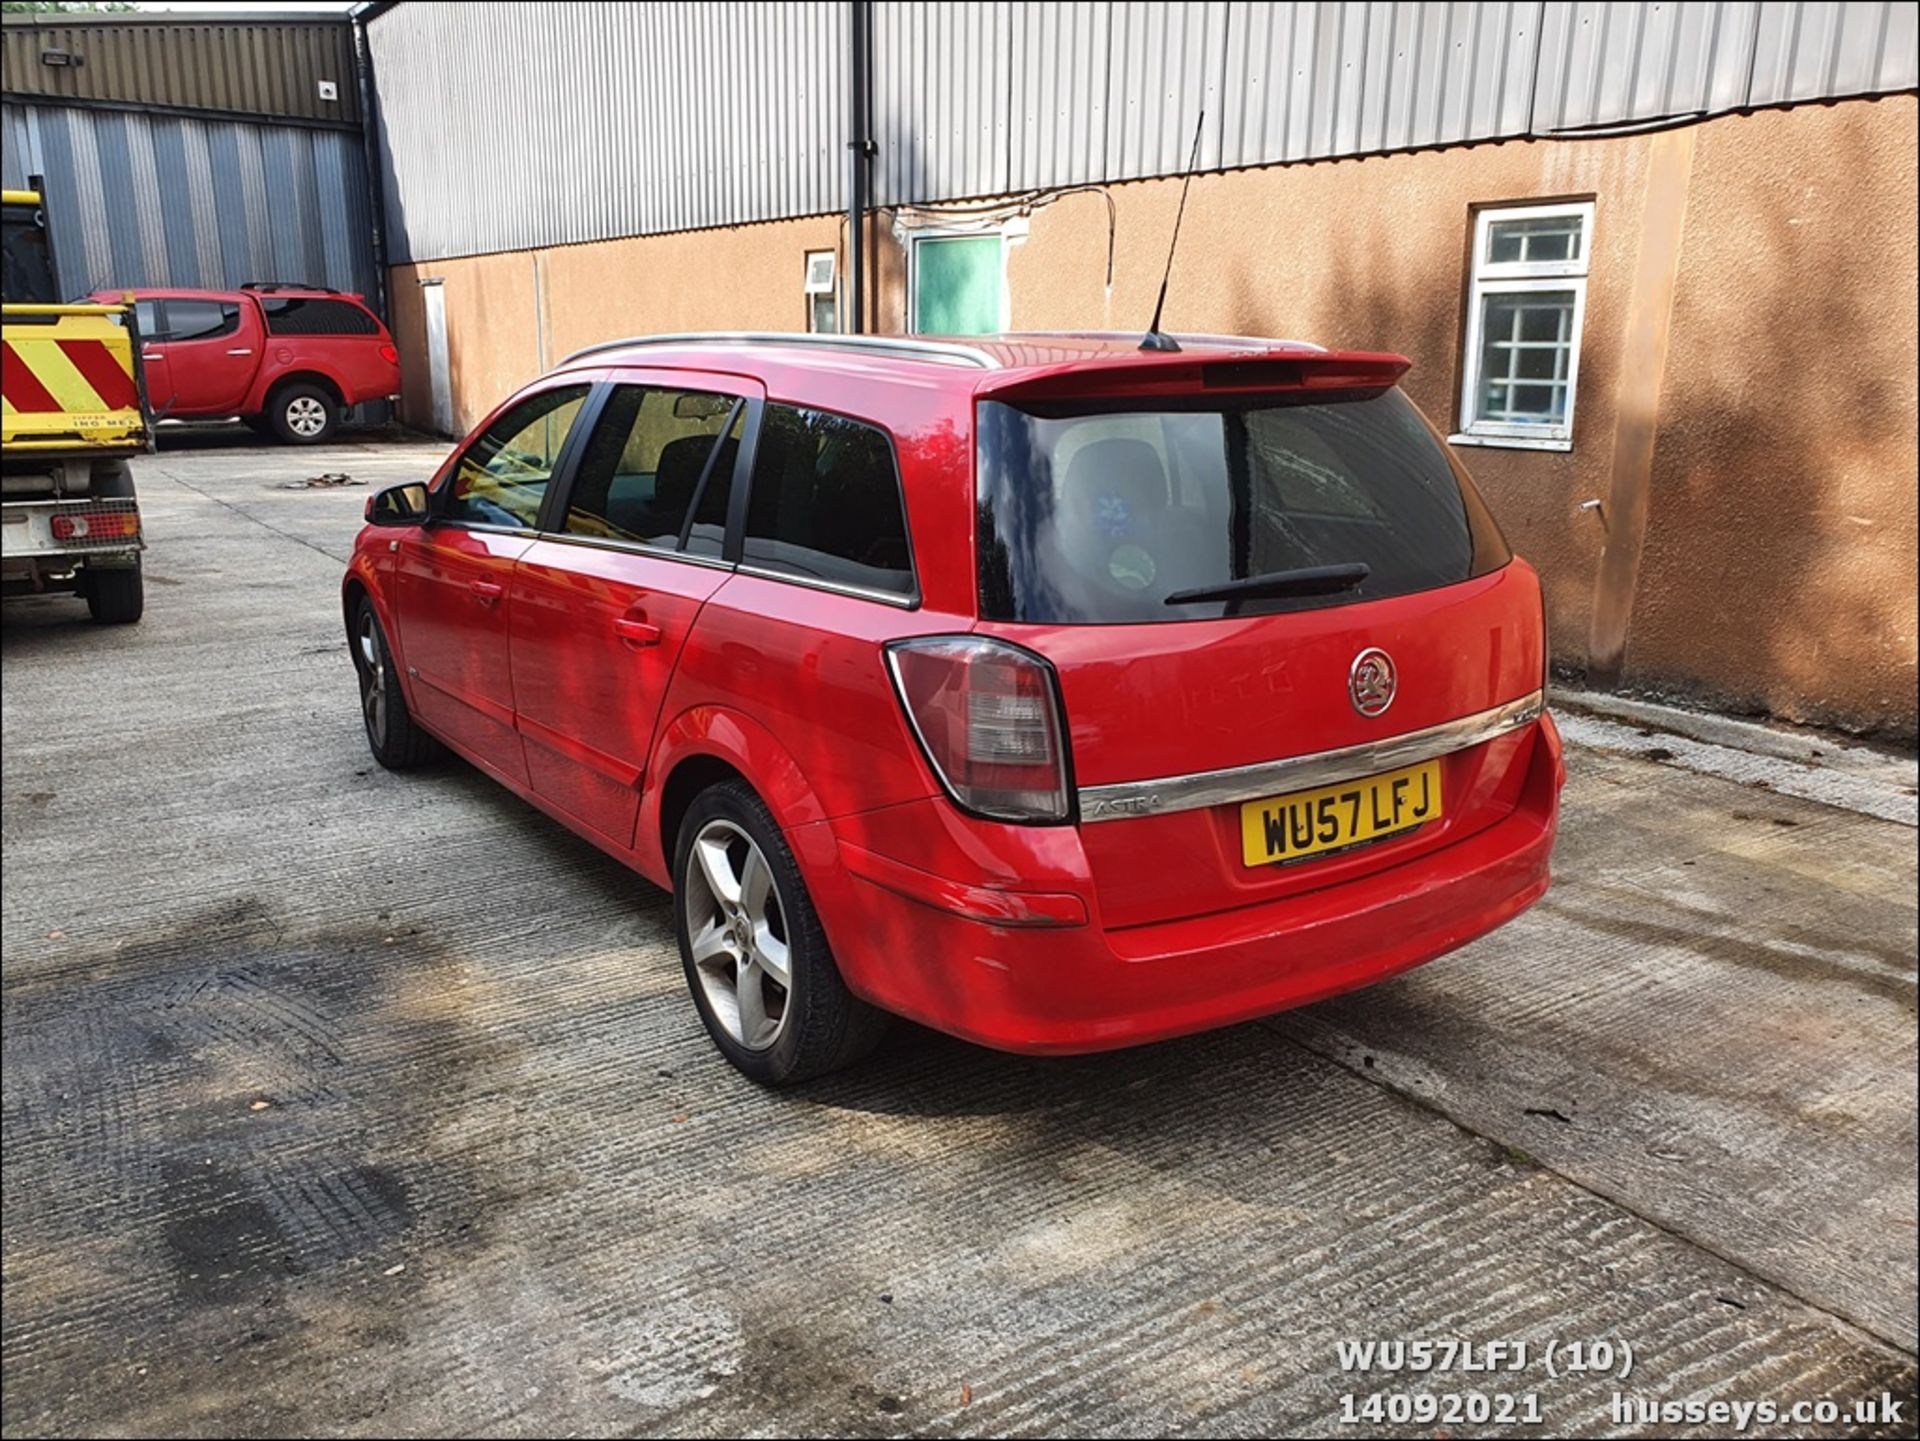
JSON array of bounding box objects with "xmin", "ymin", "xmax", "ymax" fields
[
  {"xmin": 226, "ymin": 348, "xmax": 254, "ymax": 357},
  {"xmin": 142, "ymin": 350, "xmax": 163, "ymax": 360},
  {"xmin": 469, "ymin": 579, "xmax": 505, "ymax": 605},
  {"xmin": 614, "ymin": 616, "xmax": 662, "ymax": 648}
]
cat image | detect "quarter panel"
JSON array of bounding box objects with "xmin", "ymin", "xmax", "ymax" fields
[{"xmin": 649, "ymin": 573, "xmax": 968, "ymax": 839}]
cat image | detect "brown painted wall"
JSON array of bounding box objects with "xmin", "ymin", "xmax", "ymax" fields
[
  {"xmin": 390, "ymin": 216, "xmax": 847, "ymax": 437},
  {"xmin": 1629, "ymin": 100, "xmax": 1918, "ymax": 735},
  {"xmin": 386, "ymin": 97, "xmax": 1918, "ymax": 738}
]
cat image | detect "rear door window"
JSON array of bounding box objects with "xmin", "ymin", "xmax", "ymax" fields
[
  {"xmin": 262, "ymin": 297, "xmax": 380, "ymax": 336},
  {"xmin": 975, "ymin": 388, "xmax": 1510, "ymax": 623},
  {"xmin": 442, "ymin": 385, "xmax": 589, "ymax": 530},
  {"xmin": 561, "ymin": 385, "xmax": 742, "ymax": 554},
  {"xmin": 159, "ymin": 299, "xmax": 239, "ymax": 342},
  {"xmin": 742, "ymin": 404, "xmax": 914, "ymax": 598}
]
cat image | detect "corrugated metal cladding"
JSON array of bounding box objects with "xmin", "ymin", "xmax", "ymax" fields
[
  {"xmin": 3, "ymin": 102, "xmax": 380, "ymax": 303},
  {"xmin": 367, "ymin": 0, "xmax": 847, "ymax": 266},
  {"xmin": 1, "ymin": 17, "xmax": 360, "ymax": 127},
  {"xmin": 367, "ymin": 1, "xmax": 1918, "ymax": 264}
]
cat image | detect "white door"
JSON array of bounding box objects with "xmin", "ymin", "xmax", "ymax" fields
[{"xmin": 421, "ymin": 279, "xmax": 454, "ymax": 437}]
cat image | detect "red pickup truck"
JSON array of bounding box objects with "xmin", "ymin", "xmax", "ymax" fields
[{"xmin": 93, "ymin": 283, "xmax": 402, "ymax": 445}]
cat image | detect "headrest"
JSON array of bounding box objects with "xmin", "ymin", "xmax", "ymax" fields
[
  {"xmin": 654, "ymin": 434, "xmax": 720, "ymax": 514},
  {"xmin": 1060, "ymin": 437, "xmax": 1169, "ymax": 540}
]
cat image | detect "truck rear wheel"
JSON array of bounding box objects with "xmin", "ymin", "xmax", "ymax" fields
[
  {"xmin": 83, "ymin": 460, "xmax": 144, "ymax": 623},
  {"xmin": 86, "ymin": 559, "xmax": 144, "ymax": 624},
  {"xmin": 268, "ymin": 382, "xmax": 339, "ymax": 445}
]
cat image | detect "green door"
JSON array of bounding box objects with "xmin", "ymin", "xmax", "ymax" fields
[{"xmin": 912, "ymin": 235, "xmax": 1002, "ymax": 336}]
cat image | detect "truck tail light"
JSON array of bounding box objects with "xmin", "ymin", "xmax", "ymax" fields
[
  {"xmin": 886, "ymin": 636, "xmax": 1073, "ymax": 824},
  {"xmin": 378, "ymin": 343, "xmax": 399, "ymax": 365},
  {"xmin": 51, "ymin": 508, "xmax": 140, "ymax": 543}
]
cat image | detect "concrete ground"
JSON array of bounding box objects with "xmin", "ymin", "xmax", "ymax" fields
[{"xmin": 3, "ymin": 432, "xmax": 1915, "ymax": 1439}]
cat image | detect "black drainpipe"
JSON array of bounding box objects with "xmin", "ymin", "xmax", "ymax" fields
[{"xmin": 846, "ymin": 0, "xmax": 874, "ymax": 334}]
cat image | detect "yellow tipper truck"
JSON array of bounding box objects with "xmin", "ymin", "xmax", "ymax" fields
[{"xmin": 2, "ymin": 182, "xmax": 150, "ymax": 623}]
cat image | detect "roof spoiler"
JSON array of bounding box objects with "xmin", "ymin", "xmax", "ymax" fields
[{"xmin": 977, "ymin": 349, "xmax": 1412, "ymax": 406}]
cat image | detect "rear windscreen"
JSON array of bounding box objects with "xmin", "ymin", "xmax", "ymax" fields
[{"xmin": 975, "ymin": 388, "xmax": 1511, "ymax": 624}]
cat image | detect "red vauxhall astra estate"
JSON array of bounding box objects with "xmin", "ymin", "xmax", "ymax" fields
[{"xmin": 344, "ymin": 333, "xmax": 1563, "ymax": 1084}]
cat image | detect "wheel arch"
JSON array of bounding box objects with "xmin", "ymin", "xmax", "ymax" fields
[
  {"xmin": 643, "ymin": 706, "xmax": 831, "ymax": 886},
  {"xmin": 252, "ymin": 368, "xmax": 345, "ymax": 416}
]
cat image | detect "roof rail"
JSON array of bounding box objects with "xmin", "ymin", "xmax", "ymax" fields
[
  {"xmin": 558, "ymin": 331, "xmax": 998, "ymax": 369},
  {"xmin": 241, "ymin": 281, "xmax": 342, "ymax": 295},
  {"xmin": 999, "ymin": 329, "xmax": 1326, "ymax": 353}
]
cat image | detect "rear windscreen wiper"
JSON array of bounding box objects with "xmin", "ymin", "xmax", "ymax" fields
[{"xmin": 1163, "ymin": 562, "xmax": 1370, "ymax": 606}]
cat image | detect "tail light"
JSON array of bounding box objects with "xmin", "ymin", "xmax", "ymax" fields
[
  {"xmin": 886, "ymin": 636, "xmax": 1073, "ymax": 823},
  {"xmin": 378, "ymin": 343, "xmax": 400, "ymax": 365},
  {"xmin": 51, "ymin": 507, "xmax": 140, "ymax": 543}
]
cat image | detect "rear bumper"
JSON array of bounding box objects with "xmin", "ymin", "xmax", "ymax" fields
[
  {"xmin": 1, "ymin": 498, "xmax": 143, "ymax": 564},
  {"xmin": 807, "ymin": 714, "xmax": 1562, "ymax": 1055}
]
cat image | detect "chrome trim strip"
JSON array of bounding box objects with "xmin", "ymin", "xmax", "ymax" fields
[
  {"xmin": 528, "ymin": 529, "xmax": 736, "ymax": 572},
  {"xmin": 1078, "ymin": 690, "xmax": 1546, "ymax": 822},
  {"xmin": 559, "ymin": 332, "xmax": 997, "ymax": 370},
  {"xmin": 733, "ymin": 562, "xmax": 920, "ymax": 610}
]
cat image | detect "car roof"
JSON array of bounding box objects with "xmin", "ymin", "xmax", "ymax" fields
[
  {"xmin": 96, "ymin": 286, "xmax": 364, "ymax": 302},
  {"xmin": 552, "ymin": 330, "xmax": 1336, "ymax": 394}
]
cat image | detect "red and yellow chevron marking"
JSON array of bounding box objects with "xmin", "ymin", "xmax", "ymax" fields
[
  {"xmin": 1, "ymin": 306, "xmax": 146, "ymax": 450},
  {"xmin": 3, "ymin": 338, "xmax": 140, "ymax": 412}
]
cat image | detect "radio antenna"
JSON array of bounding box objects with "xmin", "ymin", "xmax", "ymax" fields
[{"xmin": 1139, "ymin": 109, "xmax": 1206, "ymax": 353}]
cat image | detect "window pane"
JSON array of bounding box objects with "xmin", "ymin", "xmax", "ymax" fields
[
  {"xmin": 683, "ymin": 408, "xmax": 744, "ymax": 559},
  {"xmin": 744, "ymin": 405, "xmax": 913, "ymax": 595},
  {"xmin": 1487, "ymin": 214, "xmax": 1583, "ymax": 265},
  {"xmin": 263, "ymin": 297, "xmax": 380, "ymax": 336},
  {"xmin": 974, "ymin": 390, "xmax": 1509, "ymax": 624},
  {"xmin": 808, "ymin": 293, "xmax": 837, "ymax": 334},
  {"xmin": 444, "ymin": 385, "xmax": 588, "ymax": 528},
  {"xmin": 1477, "ymin": 291, "xmax": 1574, "ymax": 425},
  {"xmin": 563, "ymin": 386, "xmax": 737, "ymax": 548},
  {"xmin": 162, "ymin": 299, "xmax": 237, "ymax": 341},
  {"xmin": 913, "ymin": 235, "xmax": 1001, "ymax": 336}
]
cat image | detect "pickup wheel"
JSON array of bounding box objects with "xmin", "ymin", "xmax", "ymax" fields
[
  {"xmin": 673, "ymin": 781, "xmax": 889, "ymax": 1086},
  {"xmin": 85, "ymin": 558, "xmax": 144, "ymax": 625},
  {"xmin": 353, "ymin": 597, "xmax": 439, "ymax": 769},
  {"xmin": 268, "ymin": 382, "xmax": 339, "ymax": 445}
]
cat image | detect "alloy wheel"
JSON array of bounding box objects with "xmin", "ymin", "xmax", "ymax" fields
[
  {"xmin": 287, "ymin": 395, "xmax": 330, "ymax": 437},
  {"xmin": 357, "ymin": 612, "xmax": 387, "ymax": 744},
  {"xmin": 683, "ymin": 819, "xmax": 792, "ymax": 1051}
]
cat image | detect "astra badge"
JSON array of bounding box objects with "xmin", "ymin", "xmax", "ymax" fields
[{"xmin": 1349, "ymin": 648, "xmax": 1397, "ymax": 718}]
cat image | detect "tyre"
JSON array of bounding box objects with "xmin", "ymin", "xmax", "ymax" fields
[
  {"xmin": 85, "ymin": 558, "xmax": 144, "ymax": 624},
  {"xmin": 352, "ymin": 596, "xmax": 439, "ymax": 769},
  {"xmin": 673, "ymin": 780, "xmax": 888, "ymax": 1085},
  {"xmin": 267, "ymin": 382, "xmax": 339, "ymax": 445}
]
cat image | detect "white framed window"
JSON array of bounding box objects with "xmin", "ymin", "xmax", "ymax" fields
[
  {"xmin": 1454, "ymin": 201, "xmax": 1594, "ymax": 451},
  {"xmin": 908, "ymin": 228, "xmax": 1010, "ymax": 337},
  {"xmin": 803, "ymin": 249, "xmax": 838, "ymax": 334}
]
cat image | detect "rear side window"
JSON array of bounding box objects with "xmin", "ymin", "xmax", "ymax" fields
[
  {"xmin": 160, "ymin": 299, "xmax": 239, "ymax": 342},
  {"xmin": 743, "ymin": 405, "xmax": 914, "ymax": 597},
  {"xmin": 975, "ymin": 388, "xmax": 1510, "ymax": 624},
  {"xmin": 563, "ymin": 386, "xmax": 741, "ymax": 554},
  {"xmin": 262, "ymin": 297, "xmax": 380, "ymax": 337},
  {"xmin": 442, "ymin": 384, "xmax": 588, "ymax": 529}
]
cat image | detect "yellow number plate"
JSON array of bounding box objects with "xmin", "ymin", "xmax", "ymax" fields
[{"xmin": 1240, "ymin": 759, "xmax": 1442, "ymax": 867}]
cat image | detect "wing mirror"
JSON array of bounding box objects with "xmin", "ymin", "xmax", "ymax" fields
[{"xmin": 366, "ymin": 481, "xmax": 428, "ymax": 526}]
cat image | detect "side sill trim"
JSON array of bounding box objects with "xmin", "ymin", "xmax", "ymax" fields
[{"xmin": 1078, "ymin": 690, "xmax": 1547, "ymax": 823}]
